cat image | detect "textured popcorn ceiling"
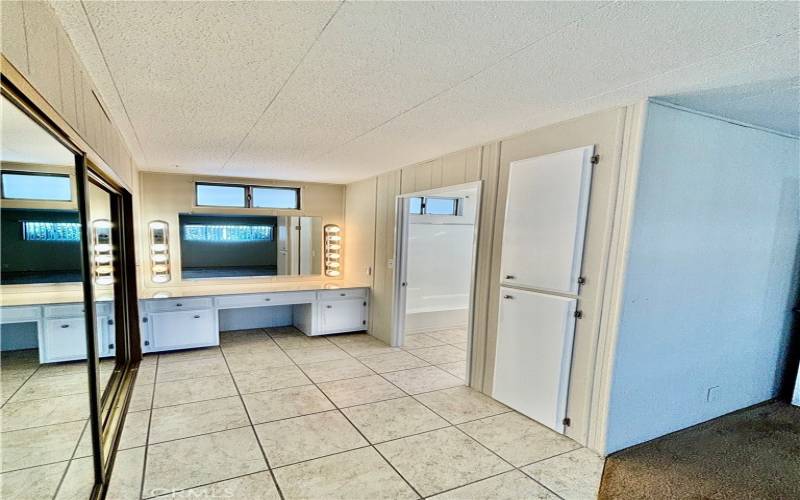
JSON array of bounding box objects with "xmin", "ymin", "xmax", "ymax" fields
[{"xmin": 53, "ymin": 1, "xmax": 799, "ymax": 183}]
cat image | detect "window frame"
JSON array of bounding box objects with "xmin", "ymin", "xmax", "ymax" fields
[
  {"xmin": 251, "ymin": 185, "xmax": 301, "ymax": 210},
  {"xmin": 408, "ymin": 196, "xmax": 461, "ymax": 216},
  {"xmin": 194, "ymin": 182, "xmax": 248, "ymax": 208},
  {"xmin": 194, "ymin": 182, "xmax": 301, "ymax": 210},
  {"xmin": 0, "ymin": 170, "xmax": 73, "ymax": 201}
]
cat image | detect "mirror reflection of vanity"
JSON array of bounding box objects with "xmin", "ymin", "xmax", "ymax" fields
[{"xmin": 178, "ymin": 214, "xmax": 322, "ymax": 279}]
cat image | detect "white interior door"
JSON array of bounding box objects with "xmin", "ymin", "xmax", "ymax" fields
[
  {"xmin": 500, "ymin": 145, "xmax": 595, "ymax": 294},
  {"xmin": 493, "ymin": 287, "xmax": 577, "ymax": 432}
]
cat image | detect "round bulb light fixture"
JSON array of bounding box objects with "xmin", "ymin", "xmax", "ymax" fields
[{"xmin": 323, "ymin": 224, "xmax": 342, "ymax": 277}]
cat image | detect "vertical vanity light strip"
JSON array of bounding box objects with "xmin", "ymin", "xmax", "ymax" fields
[
  {"xmin": 324, "ymin": 224, "xmax": 341, "ymax": 277},
  {"xmin": 92, "ymin": 219, "xmax": 114, "ymax": 285},
  {"xmin": 149, "ymin": 220, "xmax": 171, "ymax": 283}
]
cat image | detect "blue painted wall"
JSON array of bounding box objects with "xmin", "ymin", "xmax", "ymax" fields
[{"xmin": 605, "ymin": 103, "xmax": 799, "ymax": 453}]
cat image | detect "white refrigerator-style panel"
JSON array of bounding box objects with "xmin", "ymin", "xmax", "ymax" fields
[
  {"xmin": 500, "ymin": 145, "xmax": 595, "ymax": 295},
  {"xmin": 493, "ymin": 287, "xmax": 577, "ymax": 433}
]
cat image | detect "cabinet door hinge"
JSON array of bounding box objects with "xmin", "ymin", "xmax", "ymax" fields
[
  {"xmin": 591, "ymin": 154, "xmax": 600, "ymax": 165},
  {"xmin": 363, "ymin": 301, "xmax": 367, "ymax": 306},
  {"xmin": 574, "ymin": 310, "xmax": 583, "ymax": 319},
  {"xmin": 562, "ymin": 417, "xmax": 571, "ymax": 427},
  {"xmin": 577, "ymin": 277, "xmax": 586, "ymax": 285}
]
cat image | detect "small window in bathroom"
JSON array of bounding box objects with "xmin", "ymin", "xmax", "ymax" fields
[
  {"xmin": 424, "ymin": 197, "xmax": 459, "ymax": 216},
  {"xmin": 409, "ymin": 197, "xmax": 423, "ymax": 214}
]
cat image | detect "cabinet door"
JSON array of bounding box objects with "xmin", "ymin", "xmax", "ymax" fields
[
  {"xmin": 43, "ymin": 318, "xmax": 87, "ymax": 362},
  {"xmin": 98, "ymin": 315, "xmax": 116, "ymax": 358},
  {"xmin": 149, "ymin": 309, "xmax": 216, "ymax": 351},
  {"xmin": 493, "ymin": 287, "xmax": 576, "ymax": 433},
  {"xmin": 500, "ymin": 145, "xmax": 594, "ymax": 294},
  {"xmin": 320, "ymin": 300, "xmax": 366, "ymax": 334}
]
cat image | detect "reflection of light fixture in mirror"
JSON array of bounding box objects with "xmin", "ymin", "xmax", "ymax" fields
[
  {"xmin": 149, "ymin": 220, "xmax": 171, "ymax": 283},
  {"xmin": 324, "ymin": 224, "xmax": 342, "ymax": 277},
  {"xmin": 92, "ymin": 219, "xmax": 114, "ymax": 285}
]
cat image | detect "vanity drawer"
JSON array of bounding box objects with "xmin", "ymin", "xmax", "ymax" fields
[
  {"xmin": 144, "ymin": 297, "xmax": 213, "ymax": 313},
  {"xmin": 318, "ymin": 288, "xmax": 367, "ymax": 301},
  {"xmin": 44, "ymin": 302, "xmax": 113, "ymax": 318},
  {"xmin": 44, "ymin": 303, "xmax": 85, "ymax": 318},
  {"xmin": 0, "ymin": 306, "xmax": 41, "ymax": 323},
  {"xmin": 215, "ymin": 291, "xmax": 316, "ymax": 309}
]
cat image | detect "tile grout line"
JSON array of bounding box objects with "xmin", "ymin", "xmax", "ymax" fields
[
  {"xmin": 0, "ymin": 361, "xmax": 44, "ymax": 409},
  {"xmin": 218, "ymin": 336, "xmax": 287, "ymax": 500},
  {"xmin": 271, "ymin": 329, "xmax": 426, "ymax": 499},
  {"xmin": 350, "ymin": 330, "xmax": 570, "ymax": 498},
  {"xmin": 52, "ymin": 418, "xmax": 93, "ymax": 499},
  {"xmin": 125, "ymin": 330, "xmax": 581, "ymax": 499},
  {"xmin": 447, "ymin": 423, "xmax": 567, "ymax": 500},
  {"xmin": 447, "ymin": 422, "xmax": 568, "ymax": 500},
  {"xmin": 0, "ymin": 416, "xmax": 90, "ymax": 434},
  {"xmin": 137, "ymin": 354, "xmax": 160, "ymax": 499}
]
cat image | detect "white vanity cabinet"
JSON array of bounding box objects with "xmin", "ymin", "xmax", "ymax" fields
[
  {"xmin": 39, "ymin": 302, "xmax": 115, "ymax": 363},
  {"xmin": 138, "ymin": 285, "xmax": 370, "ymax": 352},
  {"xmin": 42, "ymin": 316, "xmax": 87, "ymax": 362},
  {"xmin": 319, "ymin": 299, "xmax": 367, "ymax": 334},
  {"xmin": 317, "ymin": 289, "xmax": 368, "ymax": 335},
  {"xmin": 140, "ymin": 299, "xmax": 217, "ymax": 353}
]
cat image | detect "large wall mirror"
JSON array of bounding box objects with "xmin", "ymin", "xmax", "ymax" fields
[
  {"xmin": 178, "ymin": 214, "xmax": 322, "ymax": 279},
  {"xmin": 1, "ymin": 89, "xmax": 139, "ymax": 497},
  {"xmin": 0, "ymin": 93, "xmax": 100, "ymax": 496}
]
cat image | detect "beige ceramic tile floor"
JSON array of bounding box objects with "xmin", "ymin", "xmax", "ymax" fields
[
  {"xmin": 0, "ymin": 350, "xmax": 118, "ymax": 499},
  {"xmin": 103, "ymin": 328, "xmax": 603, "ymax": 499}
]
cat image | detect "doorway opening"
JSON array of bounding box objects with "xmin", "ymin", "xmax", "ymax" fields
[{"xmin": 392, "ymin": 182, "xmax": 482, "ymax": 386}]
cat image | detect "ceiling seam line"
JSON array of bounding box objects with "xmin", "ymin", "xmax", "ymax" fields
[
  {"xmin": 570, "ymin": 30, "xmax": 798, "ymax": 111},
  {"xmin": 311, "ymin": 0, "xmax": 619, "ymax": 162},
  {"xmin": 218, "ymin": 0, "xmax": 346, "ymax": 172},
  {"xmin": 476, "ymin": 30, "xmax": 799, "ymax": 141},
  {"xmin": 78, "ymin": 0, "xmax": 149, "ymax": 165},
  {"xmin": 332, "ymin": 26, "xmax": 798, "ymax": 178}
]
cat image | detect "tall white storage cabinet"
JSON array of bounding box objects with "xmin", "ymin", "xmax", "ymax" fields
[{"xmin": 494, "ymin": 145, "xmax": 595, "ymax": 433}]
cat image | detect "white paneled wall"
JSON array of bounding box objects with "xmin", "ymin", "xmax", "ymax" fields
[
  {"xmin": 344, "ymin": 107, "xmax": 635, "ymax": 451},
  {"xmin": 1, "ymin": 0, "xmax": 136, "ymax": 188}
]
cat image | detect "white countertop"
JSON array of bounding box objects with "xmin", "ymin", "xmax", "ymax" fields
[
  {"xmin": 0, "ymin": 280, "xmax": 370, "ymax": 306},
  {"xmin": 138, "ymin": 281, "xmax": 370, "ymax": 300}
]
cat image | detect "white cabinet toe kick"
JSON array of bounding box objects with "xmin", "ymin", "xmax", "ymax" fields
[{"xmin": 139, "ymin": 287, "xmax": 369, "ymax": 353}]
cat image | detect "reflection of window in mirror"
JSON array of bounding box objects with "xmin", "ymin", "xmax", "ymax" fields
[
  {"xmin": 178, "ymin": 213, "xmax": 322, "ymax": 279},
  {"xmin": 1, "ymin": 99, "xmax": 81, "ymax": 285}
]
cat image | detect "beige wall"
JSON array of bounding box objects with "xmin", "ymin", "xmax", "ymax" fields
[
  {"xmin": 1, "ymin": 1, "xmax": 137, "ymax": 190},
  {"xmin": 344, "ymin": 106, "xmax": 639, "ymax": 450},
  {"xmin": 343, "ymin": 177, "xmax": 377, "ymax": 288},
  {"xmin": 138, "ymin": 172, "xmax": 344, "ymax": 292}
]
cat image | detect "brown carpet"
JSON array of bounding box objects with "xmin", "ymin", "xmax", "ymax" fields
[{"xmin": 598, "ymin": 401, "xmax": 800, "ymax": 500}]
